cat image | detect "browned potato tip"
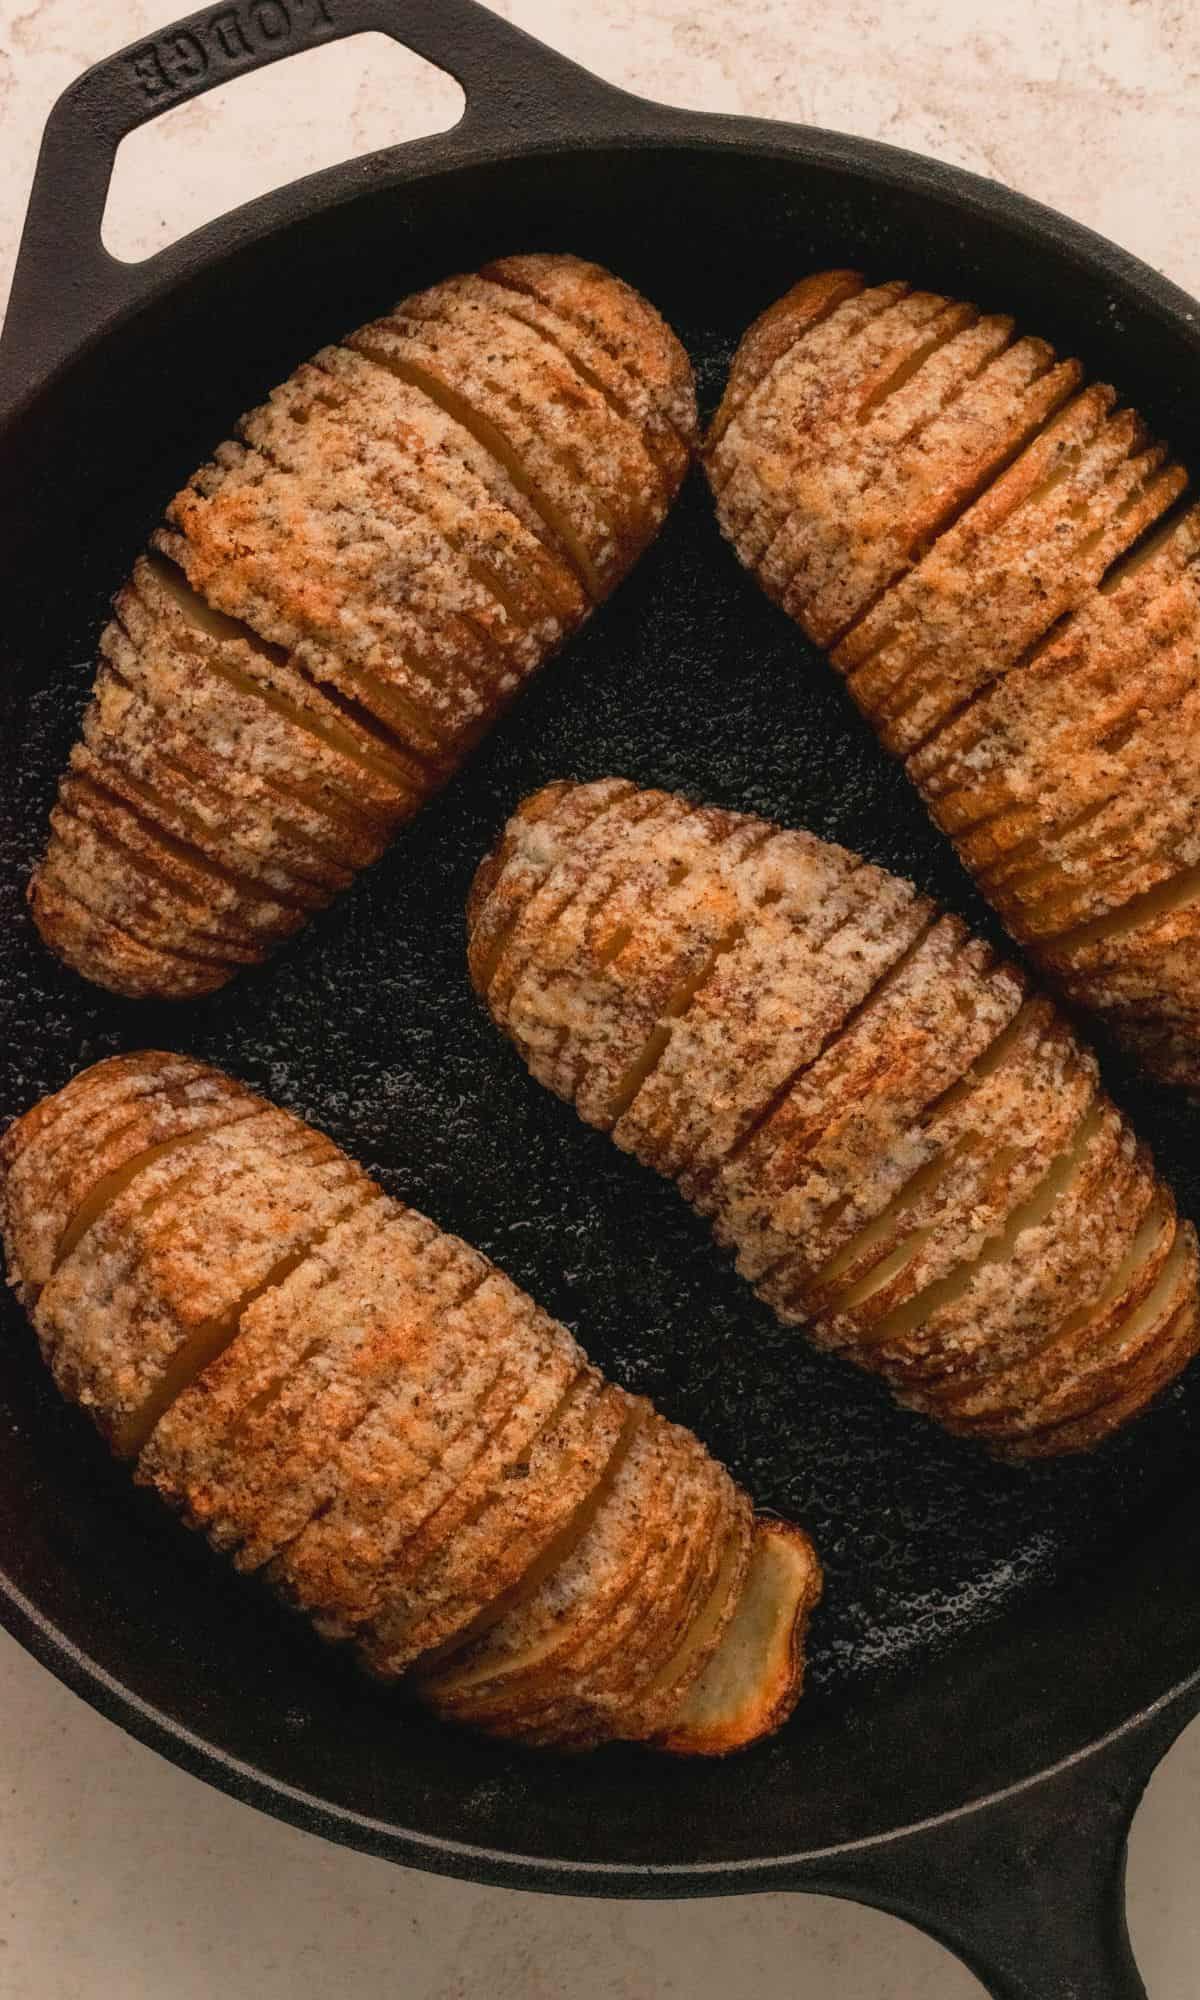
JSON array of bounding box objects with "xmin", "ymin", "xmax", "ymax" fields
[
  {"xmin": 468, "ymin": 780, "xmax": 1200, "ymax": 1455},
  {"xmin": 0, "ymin": 1051, "xmax": 815, "ymax": 1756},
  {"xmin": 705, "ymin": 271, "xmax": 1200, "ymax": 1092},
  {"xmin": 29, "ymin": 254, "xmax": 697, "ymax": 1001}
]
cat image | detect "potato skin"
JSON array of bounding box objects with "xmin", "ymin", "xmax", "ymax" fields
[
  {"xmin": 29, "ymin": 256, "xmax": 697, "ymax": 1001},
  {"xmin": 468, "ymin": 780, "xmax": 1200, "ymax": 1454},
  {"xmin": 706, "ymin": 272, "xmax": 1200, "ymax": 1091},
  {"xmin": 0, "ymin": 1051, "xmax": 815, "ymax": 1755}
]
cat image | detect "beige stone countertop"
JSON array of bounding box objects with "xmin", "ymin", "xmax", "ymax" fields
[{"xmin": 2, "ymin": 1, "xmax": 1200, "ymax": 1993}]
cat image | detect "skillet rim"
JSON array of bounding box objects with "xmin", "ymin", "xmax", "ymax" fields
[{"xmin": 4, "ymin": 32, "xmax": 1200, "ymax": 1895}]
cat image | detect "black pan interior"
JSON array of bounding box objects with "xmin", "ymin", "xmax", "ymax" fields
[{"xmin": 3, "ymin": 142, "xmax": 1200, "ymax": 1882}]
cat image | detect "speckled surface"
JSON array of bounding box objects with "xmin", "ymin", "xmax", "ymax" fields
[{"xmin": 2, "ymin": 2, "xmax": 1200, "ymax": 1994}]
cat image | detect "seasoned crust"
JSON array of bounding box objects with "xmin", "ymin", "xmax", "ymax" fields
[
  {"xmin": 481, "ymin": 252, "xmax": 699, "ymax": 452},
  {"xmin": 706, "ymin": 272, "xmax": 1199, "ymax": 1089},
  {"xmin": 420, "ymin": 1410, "xmax": 678, "ymax": 1721},
  {"xmin": 31, "ymin": 256, "xmax": 694, "ymax": 1000},
  {"xmin": 470, "ymin": 780, "xmax": 1199, "ymax": 1453},
  {"xmin": 0, "ymin": 1053, "xmax": 815, "ymax": 1753}
]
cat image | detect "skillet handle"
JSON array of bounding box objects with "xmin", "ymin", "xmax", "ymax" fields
[
  {"xmin": 0, "ymin": 0, "xmax": 632, "ymax": 405},
  {"xmin": 801, "ymin": 1685, "xmax": 1200, "ymax": 1999}
]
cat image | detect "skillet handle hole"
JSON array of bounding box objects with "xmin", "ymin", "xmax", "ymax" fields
[{"xmin": 101, "ymin": 32, "xmax": 464, "ymax": 263}]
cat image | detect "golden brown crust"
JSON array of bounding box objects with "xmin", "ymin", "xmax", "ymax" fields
[
  {"xmin": 273, "ymin": 1302, "xmax": 585, "ymax": 1626},
  {"xmin": 707, "ymin": 271, "xmax": 866, "ymax": 452},
  {"xmin": 562, "ymin": 1439, "xmax": 732, "ymax": 1723},
  {"xmin": 481, "ymin": 253, "xmax": 699, "ymax": 452},
  {"xmin": 706, "ymin": 272, "xmax": 1199, "ymax": 1088},
  {"xmin": 28, "ymin": 871, "xmax": 233, "ymax": 1001},
  {"xmin": 31, "ymin": 256, "xmax": 694, "ymax": 1000},
  {"xmin": 421, "ymin": 1411, "xmax": 682, "ymax": 1721},
  {"xmin": 499, "ymin": 1464, "xmax": 746, "ymax": 1748},
  {"xmin": 0, "ymin": 1054, "xmax": 814, "ymax": 1753},
  {"xmin": 470, "ymin": 780, "xmax": 1198, "ymax": 1452},
  {"xmin": 356, "ymin": 1375, "xmax": 635, "ymax": 1675}
]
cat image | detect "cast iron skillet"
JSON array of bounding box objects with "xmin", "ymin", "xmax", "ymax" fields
[{"xmin": 2, "ymin": 4, "xmax": 1200, "ymax": 1994}]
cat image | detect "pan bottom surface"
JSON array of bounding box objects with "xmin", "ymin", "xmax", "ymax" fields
[{"xmin": 2, "ymin": 151, "xmax": 1200, "ymax": 1868}]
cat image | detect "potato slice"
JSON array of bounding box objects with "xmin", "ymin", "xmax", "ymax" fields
[
  {"xmin": 771, "ymin": 997, "xmax": 1047, "ymax": 1316},
  {"xmin": 128, "ymin": 557, "xmax": 421, "ymax": 815},
  {"xmin": 314, "ymin": 343, "xmax": 588, "ymax": 628},
  {"xmin": 199, "ymin": 429, "xmax": 516, "ymax": 732},
  {"xmin": 712, "ymin": 923, "xmax": 1025, "ymax": 1295},
  {"xmin": 705, "ymin": 271, "xmax": 867, "ymax": 453},
  {"xmin": 833, "ymin": 394, "xmax": 1178, "ymax": 753},
  {"xmin": 348, "ymin": 303, "xmax": 661, "ymax": 602},
  {"xmin": 369, "ymin": 1379, "xmax": 635, "ymax": 1672},
  {"xmin": 41, "ymin": 800, "xmax": 261, "ymax": 968},
  {"xmin": 466, "ymin": 777, "xmax": 637, "ymax": 998},
  {"xmin": 55, "ymin": 769, "xmax": 305, "ymax": 949},
  {"xmin": 749, "ymin": 292, "xmax": 986, "ymax": 601},
  {"xmin": 499, "ymin": 793, "xmax": 740, "ymax": 1110},
  {"xmin": 0, "ymin": 1049, "xmax": 169, "ymax": 1172},
  {"xmin": 72, "ymin": 719, "xmax": 333, "ymax": 912},
  {"xmin": 596, "ymin": 1486, "xmax": 755, "ymax": 1744},
  {"xmin": 860, "ymin": 1095, "xmax": 1116, "ymax": 1388},
  {"xmin": 35, "ymin": 1112, "xmax": 365, "ymax": 1452},
  {"xmin": 711, "ymin": 281, "xmax": 936, "ymax": 558},
  {"xmin": 920, "ymin": 528, "xmax": 1200, "ymax": 946},
  {"xmin": 766, "ymin": 325, "xmax": 1067, "ymax": 645},
  {"xmin": 483, "ymin": 786, "xmax": 684, "ymax": 1037},
  {"xmin": 6, "ymin": 1068, "xmax": 262, "ymax": 1299},
  {"xmin": 1001, "ymin": 1292, "xmax": 1200, "ymax": 1459},
  {"xmin": 481, "ymin": 252, "xmax": 698, "ymax": 458},
  {"xmin": 297, "ymin": 351, "xmax": 583, "ymax": 659},
  {"xmin": 139, "ymin": 1193, "xmax": 399, "ymax": 1518},
  {"xmin": 355, "ymin": 1371, "xmax": 635, "ymax": 1675},
  {"xmin": 473, "ymin": 280, "xmax": 685, "ymax": 493},
  {"xmin": 1041, "ymin": 879, "xmax": 1200, "ymax": 1094},
  {"xmin": 236, "ymin": 362, "xmax": 538, "ymax": 663},
  {"xmin": 493, "ymin": 1439, "xmax": 733, "ymax": 1745},
  {"xmin": 405, "ymin": 275, "xmax": 668, "ymax": 509},
  {"xmin": 945, "ymin": 1199, "xmax": 1198, "ymax": 1439},
  {"xmin": 616, "ymin": 838, "xmax": 928, "ymax": 1187},
  {"xmin": 0, "ymin": 1052, "xmax": 216, "ymax": 1287},
  {"xmin": 578, "ymin": 1448, "xmax": 734, "ymax": 1727},
  {"xmin": 94, "ymin": 659, "xmax": 375, "ymax": 893},
  {"xmin": 196, "ymin": 1232, "xmax": 524, "ymax": 1576},
  {"xmin": 421, "ymin": 1407, "xmax": 670, "ymax": 1716},
  {"xmin": 801, "ymin": 1037, "xmax": 1099, "ymax": 1361},
  {"xmin": 655, "ymin": 1518, "xmax": 822, "ymax": 1755},
  {"xmin": 910, "ymin": 1117, "xmax": 1154, "ymax": 1415},
  {"xmin": 486, "ymin": 777, "xmax": 930, "ymax": 1192},
  {"xmin": 27, "ymin": 872, "xmax": 232, "ymax": 1000},
  {"xmin": 263, "ymin": 1282, "xmax": 579, "ymax": 1611},
  {"xmin": 169, "ymin": 456, "xmax": 491, "ymax": 775}
]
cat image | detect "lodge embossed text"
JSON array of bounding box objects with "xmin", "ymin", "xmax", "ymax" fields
[{"xmin": 128, "ymin": 0, "xmax": 336, "ymax": 104}]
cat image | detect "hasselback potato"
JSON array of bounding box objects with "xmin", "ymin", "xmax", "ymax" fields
[
  {"xmin": 0, "ymin": 1052, "xmax": 819, "ymax": 1755},
  {"xmin": 30, "ymin": 255, "xmax": 696, "ymax": 1000},
  {"xmin": 705, "ymin": 270, "xmax": 1200, "ymax": 1091},
  {"xmin": 468, "ymin": 780, "xmax": 1200, "ymax": 1454}
]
